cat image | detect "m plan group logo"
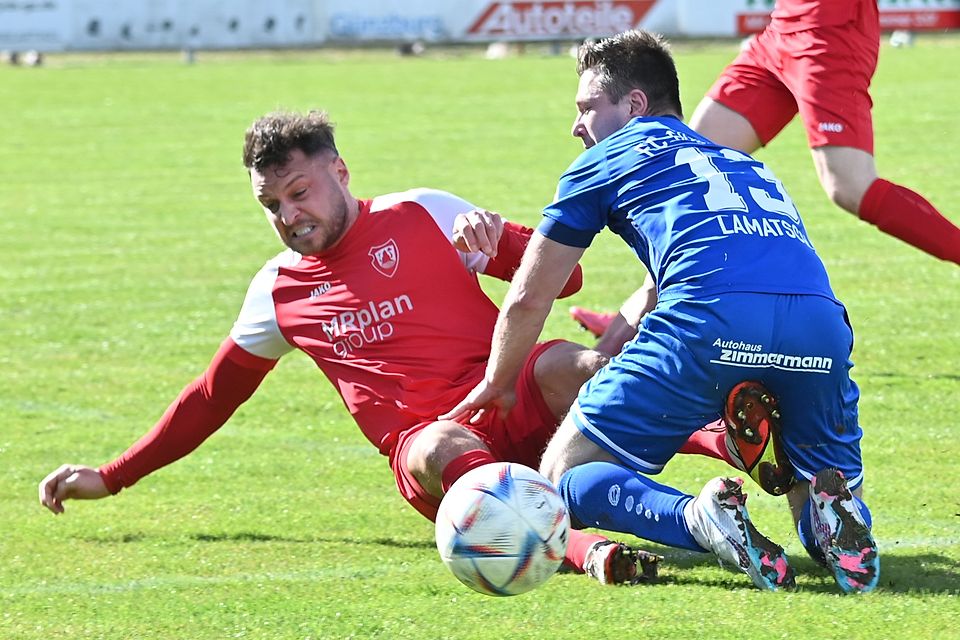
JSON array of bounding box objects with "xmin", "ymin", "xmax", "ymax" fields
[
  {"xmin": 466, "ymin": 1, "xmax": 657, "ymax": 39},
  {"xmin": 369, "ymin": 239, "xmax": 399, "ymax": 278}
]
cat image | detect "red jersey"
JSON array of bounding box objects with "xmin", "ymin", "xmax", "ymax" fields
[
  {"xmin": 771, "ymin": 0, "xmax": 874, "ymax": 33},
  {"xmin": 231, "ymin": 189, "xmax": 502, "ymax": 453},
  {"xmin": 98, "ymin": 188, "xmax": 583, "ymax": 493}
]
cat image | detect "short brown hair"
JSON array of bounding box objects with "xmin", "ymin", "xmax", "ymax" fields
[
  {"xmin": 242, "ymin": 110, "xmax": 339, "ymax": 172},
  {"xmin": 576, "ymin": 30, "xmax": 683, "ymax": 118}
]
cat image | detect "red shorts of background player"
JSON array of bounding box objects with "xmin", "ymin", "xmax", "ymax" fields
[
  {"xmin": 390, "ymin": 340, "xmax": 564, "ymax": 521},
  {"xmin": 706, "ymin": 6, "xmax": 880, "ymax": 153}
]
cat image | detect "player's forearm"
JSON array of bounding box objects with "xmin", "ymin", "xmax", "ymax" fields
[
  {"xmin": 485, "ymin": 295, "xmax": 551, "ymax": 390},
  {"xmin": 485, "ymin": 242, "xmax": 567, "ymax": 387},
  {"xmin": 621, "ymin": 273, "xmax": 658, "ymax": 325}
]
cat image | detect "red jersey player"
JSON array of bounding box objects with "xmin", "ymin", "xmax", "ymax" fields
[
  {"xmin": 691, "ymin": 0, "xmax": 960, "ymax": 265},
  {"xmin": 572, "ymin": 0, "xmax": 960, "ymax": 351},
  {"xmin": 37, "ymin": 110, "xmax": 658, "ymax": 585}
]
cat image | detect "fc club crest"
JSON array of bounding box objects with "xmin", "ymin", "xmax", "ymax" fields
[{"xmin": 369, "ymin": 239, "xmax": 399, "ymax": 277}]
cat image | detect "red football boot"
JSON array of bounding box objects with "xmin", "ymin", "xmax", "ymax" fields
[
  {"xmin": 723, "ymin": 381, "xmax": 796, "ymax": 496},
  {"xmin": 569, "ymin": 306, "xmax": 616, "ymax": 338}
]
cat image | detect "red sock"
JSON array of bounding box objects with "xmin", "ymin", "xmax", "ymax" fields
[
  {"xmin": 678, "ymin": 420, "xmax": 735, "ymax": 465},
  {"xmin": 440, "ymin": 449, "xmax": 497, "ymax": 492},
  {"xmin": 564, "ymin": 531, "xmax": 608, "ymax": 573},
  {"xmin": 858, "ymin": 178, "xmax": 960, "ymax": 265}
]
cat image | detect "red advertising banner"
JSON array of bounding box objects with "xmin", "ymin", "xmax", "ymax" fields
[
  {"xmin": 737, "ymin": 9, "xmax": 960, "ymax": 35},
  {"xmin": 880, "ymin": 10, "xmax": 960, "ymax": 30},
  {"xmin": 736, "ymin": 12, "xmax": 772, "ymax": 35}
]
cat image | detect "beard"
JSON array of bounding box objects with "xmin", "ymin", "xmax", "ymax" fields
[{"xmin": 285, "ymin": 186, "xmax": 352, "ymax": 256}]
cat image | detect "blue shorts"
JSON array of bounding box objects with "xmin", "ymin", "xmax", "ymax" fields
[{"xmin": 571, "ymin": 292, "xmax": 864, "ymax": 488}]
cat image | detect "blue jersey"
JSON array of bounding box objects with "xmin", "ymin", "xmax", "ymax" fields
[{"xmin": 539, "ymin": 117, "xmax": 835, "ymax": 302}]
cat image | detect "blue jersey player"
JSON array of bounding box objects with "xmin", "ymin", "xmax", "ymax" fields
[{"xmin": 444, "ymin": 30, "xmax": 879, "ymax": 593}]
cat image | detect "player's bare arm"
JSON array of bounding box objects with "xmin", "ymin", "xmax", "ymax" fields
[{"xmin": 441, "ymin": 232, "xmax": 585, "ymax": 422}]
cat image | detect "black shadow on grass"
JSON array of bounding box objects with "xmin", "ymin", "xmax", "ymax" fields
[
  {"xmin": 191, "ymin": 533, "xmax": 435, "ymax": 550},
  {"xmin": 83, "ymin": 530, "xmax": 436, "ymax": 550},
  {"xmin": 867, "ymin": 371, "xmax": 960, "ymax": 382},
  {"xmin": 660, "ymin": 550, "xmax": 960, "ymax": 595},
  {"xmin": 82, "ymin": 533, "xmax": 959, "ymax": 593},
  {"xmin": 774, "ymin": 553, "xmax": 960, "ymax": 595},
  {"xmin": 869, "ymin": 552, "xmax": 960, "ymax": 594}
]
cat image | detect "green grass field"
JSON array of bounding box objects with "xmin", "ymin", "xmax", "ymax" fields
[{"xmin": 1, "ymin": 35, "xmax": 958, "ymax": 639}]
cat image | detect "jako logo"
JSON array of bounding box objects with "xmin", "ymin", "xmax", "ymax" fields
[
  {"xmin": 818, "ymin": 122, "xmax": 844, "ymax": 133},
  {"xmin": 466, "ymin": 1, "xmax": 655, "ymax": 38},
  {"xmin": 309, "ymin": 282, "xmax": 332, "ymax": 298}
]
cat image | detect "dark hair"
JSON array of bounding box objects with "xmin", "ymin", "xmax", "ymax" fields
[
  {"xmin": 242, "ymin": 110, "xmax": 339, "ymax": 172},
  {"xmin": 576, "ymin": 30, "xmax": 683, "ymax": 118}
]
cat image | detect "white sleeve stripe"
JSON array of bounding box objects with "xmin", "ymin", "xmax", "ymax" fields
[
  {"xmin": 370, "ymin": 188, "xmax": 493, "ymax": 274},
  {"xmin": 230, "ymin": 253, "xmax": 296, "ymax": 360}
]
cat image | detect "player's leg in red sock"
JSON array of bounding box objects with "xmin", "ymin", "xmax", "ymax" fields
[
  {"xmin": 678, "ymin": 419, "xmax": 734, "ymax": 464},
  {"xmin": 858, "ymin": 178, "xmax": 960, "ymax": 265},
  {"xmin": 439, "ymin": 448, "xmax": 497, "ymax": 492},
  {"xmin": 569, "ymin": 307, "xmax": 616, "ymax": 338},
  {"xmin": 813, "ymin": 146, "xmax": 960, "ymax": 265},
  {"xmin": 565, "ymin": 531, "xmax": 610, "ymax": 573}
]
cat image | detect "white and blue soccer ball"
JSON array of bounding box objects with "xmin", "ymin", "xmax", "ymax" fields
[{"xmin": 435, "ymin": 462, "xmax": 570, "ymax": 596}]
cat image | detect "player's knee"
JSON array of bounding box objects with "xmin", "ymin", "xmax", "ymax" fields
[
  {"xmin": 406, "ymin": 421, "xmax": 481, "ymax": 481},
  {"xmin": 540, "ymin": 342, "xmax": 607, "ymax": 382},
  {"xmin": 538, "ymin": 450, "xmax": 567, "ymax": 486},
  {"xmin": 405, "ymin": 424, "xmax": 447, "ymax": 480},
  {"xmin": 404, "ymin": 439, "xmax": 433, "ymax": 483},
  {"xmin": 535, "ymin": 345, "xmax": 607, "ymax": 417},
  {"xmin": 581, "ymin": 348, "xmax": 609, "ymax": 375},
  {"xmin": 822, "ymin": 180, "xmax": 861, "ymax": 214},
  {"xmin": 539, "ymin": 418, "xmax": 580, "ymax": 484},
  {"xmin": 815, "ymin": 156, "xmax": 875, "ymax": 214},
  {"xmin": 562, "ymin": 348, "xmax": 608, "ymax": 387}
]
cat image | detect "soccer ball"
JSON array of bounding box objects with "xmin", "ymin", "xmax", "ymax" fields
[{"xmin": 435, "ymin": 462, "xmax": 570, "ymax": 596}]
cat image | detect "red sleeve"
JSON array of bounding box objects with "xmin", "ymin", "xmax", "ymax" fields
[
  {"xmin": 482, "ymin": 221, "xmax": 583, "ymax": 298},
  {"xmin": 97, "ymin": 338, "xmax": 277, "ymax": 494}
]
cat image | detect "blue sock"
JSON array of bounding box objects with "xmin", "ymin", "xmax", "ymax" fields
[
  {"xmin": 798, "ymin": 493, "xmax": 873, "ymax": 565},
  {"xmin": 558, "ymin": 461, "xmax": 705, "ymax": 552}
]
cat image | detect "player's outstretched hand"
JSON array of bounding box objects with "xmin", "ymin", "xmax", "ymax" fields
[
  {"xmin": 439, "ymin": 379, "xmax": 516, "ymax": 425},
  {"xmin": 453, "ymin": 209, "xmax": 504, "ymax": 257},
  {"xmin": 39, "ymin": 464, "xmax": 109, "ymax": 515}
]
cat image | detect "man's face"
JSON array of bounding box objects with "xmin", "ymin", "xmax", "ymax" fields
[
  {"xmin": 571, "ymin": 68, "xmax": 634, "ymax": 148},
  {"xmin": 251, "ymin": 148, "xmax": 357, "ymax": 255}
]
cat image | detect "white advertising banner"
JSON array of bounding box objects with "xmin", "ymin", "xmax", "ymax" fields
[
  {"xmin": 318, "ymin": 0, "xmax": 449, "ymax": 42},
  {"xmin": 316, "ymin": 0, "xmax": 679, "ymax": 43},
  {"xmin": 2, "ymin": 0, "xmax": 958, "ymax": 52},
  {"xmin": 0, "ymin": 0, "xmax": 70, "ymax": 50},
  {"xmin": 65, "ymin": 0, "xmax": 316, "ymax": 51}
]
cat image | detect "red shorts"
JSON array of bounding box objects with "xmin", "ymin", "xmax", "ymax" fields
[
  {"xmin": 389, "ymin": 340, "xmax": 563, "ymax": 521},
  {"xmin": 707, "ymin": 4, "xmax": 879, "ymax": 153}
]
